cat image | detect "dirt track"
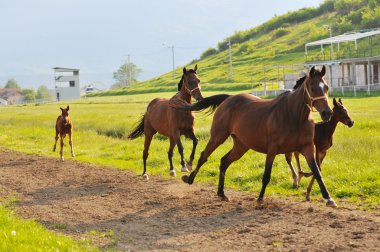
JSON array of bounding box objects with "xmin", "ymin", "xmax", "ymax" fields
[{"xmin": 0, "ymin": 149, "xmax": 379, "ymax": 251}]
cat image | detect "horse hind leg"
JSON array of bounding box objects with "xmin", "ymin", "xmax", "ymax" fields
[
  {"xmin": 285, "ymin": 153, "xmax": 298, "ymax": 189},
  {"xmin": 186, "ymin": 130, "xmax": 198, "ymax": 171},
  {"xmin": 142, "ymin": 130, "xmax": 155, "ymax": 180},
  {"xmin": 183, "ymin": 131, "xmax": 230, "ymax": 185},
  {"xmin": 217, "ymin": 136, "xmax": 248, "ymax": 201}
]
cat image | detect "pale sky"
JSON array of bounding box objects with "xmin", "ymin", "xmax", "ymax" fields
[{"xmin": 0, "ymin": 0, "xmax": 323, "ymax": 89}]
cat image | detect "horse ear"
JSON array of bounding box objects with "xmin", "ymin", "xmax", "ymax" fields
[
  {"xmin": 333, "ymin": 97, "xmax": 337, "ymax": 106},
  {"xmin": 60, "ymin": 107, "xmax": 63, "ymax": 111},
  {"xmin": 194, "ymin": 64, "xmax": 198, "ymax": 72},
  {"xmin": 321, "ymin": 65, "xmax": 326, "ymax": 76},
  {"xmin": 183, "ymin": 67, "xmax": 187, "ymax": 74},
  {"xmin": 339, "ymin": 98, "xmax": 343, "ymax": 105},
  {"xmin": 309, "ymin": 66, "xmax": 316, "ymax": 76},
  {"xmin": 66, "ymin": 105, "xmax": 70, "ymax": 111}
]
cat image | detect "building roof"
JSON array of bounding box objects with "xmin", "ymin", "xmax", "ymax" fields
[
  {"xmin": 0, "ymin": 88, "xmax": 23, "ymax": 98},
  {"xmin": 53, "ymin": 67, "xmax": 79, "ymax": 72},
  {"xmin": 305, "ymin": 29, "xmax": 380, "ymax": 47}
]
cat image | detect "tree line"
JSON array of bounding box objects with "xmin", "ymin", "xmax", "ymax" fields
[{"xmin": 2, "ymin": 79, "xmax": 53, "ymax": 102}]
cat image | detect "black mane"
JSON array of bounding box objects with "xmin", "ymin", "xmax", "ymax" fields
[{"xmin": 293, "ymin": 76, "xmax": 307, "ymax": 90}]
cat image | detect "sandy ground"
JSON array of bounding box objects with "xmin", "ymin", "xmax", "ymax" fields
[{"xmin": 0, "ymin": 149, "xmax": 379, "ymax": 251}]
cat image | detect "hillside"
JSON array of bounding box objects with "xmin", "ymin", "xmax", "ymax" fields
[{"xmin": 89, "ymin": 0, "xmax": 380, "ymax": 97}]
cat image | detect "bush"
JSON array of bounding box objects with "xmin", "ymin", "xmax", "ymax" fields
[
  {"xmin": 273, "ymin": 28, "xmax": 291, "ymax": 39},
  {"xmin": 200, "ymin": 48, "xmax": 218, "ymax": 59}
]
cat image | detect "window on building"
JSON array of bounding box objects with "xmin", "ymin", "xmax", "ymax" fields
[{"xmin": 69, "ymin": 81, "xmax": 75, "ymax": 87}]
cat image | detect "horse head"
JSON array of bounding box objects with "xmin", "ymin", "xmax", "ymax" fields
[
  {"xmin": 179, "ymin": 64, "xmax": 203, "ymax": 101},
  {"xmin": 60, "ymin": 105, "xmax": 70, "ymax": 126},
  {"xmin": 304, "ymin": 65, "xmax": 332, "ymax": 122},
  {"xmin": 333, "ymin": 98, "xmax": 354, "ymax": 127}
]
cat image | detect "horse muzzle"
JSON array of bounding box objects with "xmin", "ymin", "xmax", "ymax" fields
[
  {"xmin": 347, "ymin": 120, "xmax": 354, "ymax": 128},
  {"xmin": 320, "ymin": 109, "xmax": 332, "ymax": 122}
]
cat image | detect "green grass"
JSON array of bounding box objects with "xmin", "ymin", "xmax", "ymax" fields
[
  {"xmin": 0, "ymin": 92, "xmax": 379, "ymax": 210},
  {"xmin": 0, "ymin": 198, "xmax": 96, "ymax": 251}
]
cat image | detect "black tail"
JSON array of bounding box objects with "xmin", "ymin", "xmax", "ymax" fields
[
  {"xmin": 128, "ymin": 114, "xmax": 145, "ymax": 139},
  {"xmin": 177, "ymin": 94, "xmax": 230, "ymax": 113}
]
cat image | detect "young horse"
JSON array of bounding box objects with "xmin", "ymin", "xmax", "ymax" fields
[
  {"xmin": 175, "ymin": 66, "xmax": 338, "ymax": 207},
  {"xmin": 285, "ymin": 98, "xmax": 354, "ymax": 200},
  {"xmin": 128, "ymin": 65, "xmax": 203, "ymax": 179},
  {"xmin": 53, "ymin": 105, "xmax": 75, "ymax": 161}
]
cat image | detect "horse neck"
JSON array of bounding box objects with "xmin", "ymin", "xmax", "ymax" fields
[
  {"xmin": 179, "ymin": 84, "xmax": 192, "ymax": 103},
  {"xmin": 325, "ymin": 113, "xmax": 339, "ymax": 137},
  {"xmin": 287, "ymin": 83, "xmax": 311, "ymax": 124}
]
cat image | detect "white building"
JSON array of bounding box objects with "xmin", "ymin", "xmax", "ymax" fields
[{"xmin": 53, "ymin": 67, "xmax": 80, "ymax": 101}]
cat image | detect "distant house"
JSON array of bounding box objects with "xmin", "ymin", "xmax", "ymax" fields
[
  {"xmin": 53, "ymin": 67, "xmax": 80, "ymax": 101},
  {"xmin": 0, "ymin": 98, "xmax": 8, "ymax": 106},
  {"xmin": 0, "ymin": 88, "xmax": 24, "ymax": 105}
]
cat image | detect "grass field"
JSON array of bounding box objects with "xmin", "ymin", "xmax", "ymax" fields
[
  {"xmin": 0, "ymin": 91, "xmax": 379, "ymax": 249},
  {"xmin": 0, "ymin": 91, "xmax": 379, "ymax": 206}
]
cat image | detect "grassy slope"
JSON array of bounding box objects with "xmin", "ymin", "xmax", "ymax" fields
[{"xmin": 0, "ymin": 93, "xmax": 379, "ymax": 210}]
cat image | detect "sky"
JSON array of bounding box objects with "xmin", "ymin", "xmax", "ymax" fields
[{"xmin": 0, "ymin": 0, "xmax": 323, "ymax": 90}]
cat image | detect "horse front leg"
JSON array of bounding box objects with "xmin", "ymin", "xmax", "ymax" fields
[
  {"xmin": 302, "ymin": 146, "xmax": 336, "ymax": 207},
  {"xmin": 69, "ymin": 131, "xmax": 75, "ymax": 157},
  {"xmin": 186, "ymin": 130, "xmax": 198, "ymax": 171},
  {"xmin": 59, "ymin": 134, "xmax": 65, "ymax": 161},
  {"xmin": 258, "ymin": 154, "xmax": 276, "ymax": 203},
  {"xmin": 306, "ymin": 151, "xmax": 326, "ymax": 201},
  {"xmin": 285, "ymin": 153, "xmax": 298, "ymax": 189},
  {"xmin": 168, "ymin": 137, "xmax": 177, "ymax": 177},
  {"xmin": 53, "ymin": 125, "xmax": 59, "ymax": 152}
]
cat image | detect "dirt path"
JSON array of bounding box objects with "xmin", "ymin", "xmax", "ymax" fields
[{"xmin": 0, "ymin": 149, "xmax": 379, "ymax": 251}]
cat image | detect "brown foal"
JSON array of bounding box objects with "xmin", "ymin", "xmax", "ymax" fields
[
  {"xmin": 53, "ymin": 105, "xmax": 74, "ymax": 161},
  {"xmin": 286, "ymin": 98, "xmax": 354, "ymax": 200}
]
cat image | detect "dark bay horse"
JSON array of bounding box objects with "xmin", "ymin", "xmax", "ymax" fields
[
  {"xmin": 53, "ymin": 105, "xmax": 74, "ymax": 161},
  {"xmin": 128, "ymin": 65, "xmax": 203, "ymax": 179},
  {"xmin": 174, "ymin": 66, "xmax": 338, "ymax": 207},
  {"xmin": 286, "ymin": 98, "xmax": 354, "ymax": 200}
]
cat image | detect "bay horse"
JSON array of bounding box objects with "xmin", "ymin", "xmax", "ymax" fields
[
  {"xmin": 285, "ymin": 98, "xmax": 354, "ymax": 200},
  {"xmin": 53, "ymin": 105, "xmax": 74, "ymax": 161},
  {"xmin": 174, "ymin": 66, "xmax": 338, "ymax": 207},
  {"xmin": 128, "ymin": 65, "xmax": 203, "ymax": 179}
]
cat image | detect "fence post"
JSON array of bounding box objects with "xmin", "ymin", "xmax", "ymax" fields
[{"xmin": 354, "ymin": 86, "xmax": 356, "ymax": 97}]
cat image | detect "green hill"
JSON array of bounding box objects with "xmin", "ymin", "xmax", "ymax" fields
[{"xmin": 89, "ymin": 0, "xmax": 380, "ymax": 97}]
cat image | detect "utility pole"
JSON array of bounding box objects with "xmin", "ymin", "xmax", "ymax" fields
[
  {"xmin": 127, "ymin": 54, "xmax": 131, "ymax": 86},
  {"xmin": 163, "ymin": 44, "xmax": 175, "ymax": 79},
  {"xmin": 228, "ymin": 39, "xmax": 233, "ymax": 81}
]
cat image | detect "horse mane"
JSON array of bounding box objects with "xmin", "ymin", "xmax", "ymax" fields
[
  {"xmin": 293, "ymin": 76, "xmax": 307, "ymax": 90},
  {"xmin": 177, "ymin": 69, "xmax": 197, "ymax": 91}
]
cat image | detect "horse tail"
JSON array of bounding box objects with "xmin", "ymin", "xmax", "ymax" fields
[
  {"xmin": 177, "ymin": 94, "xmax": 230, "ymax": 113},
  {"xmin": 128, "ymin": 114, "xmax": 145, "ymax": 139}
]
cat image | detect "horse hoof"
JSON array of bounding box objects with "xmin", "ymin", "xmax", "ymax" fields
[
  {"xmin": 219, "ymin": 195, "xmax": 230, "ymax": 202},
  {"xmin": 182, "ymin": 175, "xmax": 190, "ymax": 184},
  {"xmin": 142, "ymin": 174, "xmax": 149, "ymax": 181},
  {"xmin": 326, "ymin": 198, "xmax": 337, "ymax": 208},
  {"xmin": 181, "ymin": 166, "xmax": 190, "ymax": 173},
  {"xmin": 257, "ymin": 197, "xmax": 264, "ymax": 203},
  {"xmin": 60, "ymin": 157, "xmax": 64, "ymax": 161},
  {"xmin": 170, "ymin": 170, "xmax": 176, "ymax": 177},
  {"xmin": 186, "ymin": 162, "xmax": 193, "ymax": 171}
]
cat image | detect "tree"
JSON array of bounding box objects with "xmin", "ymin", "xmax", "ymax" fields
[
  {"xmin": 36, "ymin": 85, "xmax": 52, "ymax": 100},
  {"xmin": 112, "ymin": 62, "xmax": 142, "ymax": 88},
  {"xmin": 5, "ymin": 78, "xmax": 21, "ymax": 90},
  {"xmin": 22, "ymin": 88, "xmax": 36, "ymax": 103}
]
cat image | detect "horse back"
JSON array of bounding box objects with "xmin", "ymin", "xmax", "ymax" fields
[{"xmin": 146, "ymin": 97, "xmax": 194, "ymax": 136}]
